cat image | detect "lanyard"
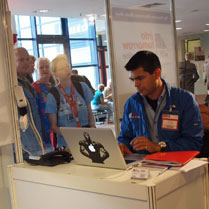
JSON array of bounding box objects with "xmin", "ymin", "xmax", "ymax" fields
[{"xmin": 58, "ymin": 83, "xmax": 80, "ymax": 127}]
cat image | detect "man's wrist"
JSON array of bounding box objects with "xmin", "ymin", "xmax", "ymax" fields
[
  {"xmin": 154, "ymin": 144, "xmax": 162, "ymax": 152},
  {"xmin": 158, "ymin": 141, "xmax": 167, "ymax": 152}
]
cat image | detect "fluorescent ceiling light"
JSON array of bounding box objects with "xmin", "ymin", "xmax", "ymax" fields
[
  {"xmin": 33, "ymin": 9, "xmax": 49, "ymax": 13},
  {"xmin": 86, "ymin": 14, "xmax": 96, "ymax": 17},
  {"xmin": 86, "ymin": 14, "xmax": 98, "ymax": 21},
  {"xmin": 39, "ymin": 9, "xmax": 49, "ymax": 13},
  {"xmin": 176, "ymin": 27, "xmax": 182, "ymax": 30},
  {"xmin": 206, "ymin": 24, "xmax": 209, "ymax": 26},
  {"xmin": 175, "ymin": 20, "xmax": 182, "ymax": 23},
  {"xmin": 204, "ymin": 29, "xmax": 209, "ymax": 32},
  {"xmin": 88, "ymin": 16, "xmax": 95, "ymax": 21}
]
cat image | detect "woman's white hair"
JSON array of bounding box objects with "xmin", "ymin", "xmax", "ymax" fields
[
  {"xmin": 50, "ymin": 54, "xmax": 70, "ymax": 84},
  {"xmin": 35, "ymin": 57, "xmax": 50, "ymax": 69},
  {"xmin": 50, "ymin": 54, "xmax": 70, "ymax": 75}
]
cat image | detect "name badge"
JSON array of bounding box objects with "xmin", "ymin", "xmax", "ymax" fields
[{"xmin": 162, "ymin": 114, "xmax": 179, "ymax": 130}]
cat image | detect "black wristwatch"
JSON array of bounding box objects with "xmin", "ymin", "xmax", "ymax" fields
[{"xmin": 158, "ymin": 141, "xmax": 167, "ymax": 152}]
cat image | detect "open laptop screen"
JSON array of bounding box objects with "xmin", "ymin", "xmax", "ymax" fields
[{"xmin": 61, "ymin": 127, "xmax": 128, "ymax": 169}]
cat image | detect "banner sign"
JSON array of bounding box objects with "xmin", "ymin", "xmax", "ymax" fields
[{"xmin": 110, "ymin": 7, "xmax": 177, "ymax": 118}]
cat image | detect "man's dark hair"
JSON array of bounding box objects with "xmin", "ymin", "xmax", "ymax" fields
[
  {"xmin": 125, "ymin": 50, "xmax": 161, "ymax": 74},
  {"xmin": 72, "ymin": 69, "xmax": 78, "ymax": 74}
]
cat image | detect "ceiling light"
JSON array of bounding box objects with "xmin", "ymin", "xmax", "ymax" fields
[
  {"xmin": 33, "ymin": 9, "xmax": 49, "ymax": 13},
  {"xmin": 88, "ymin": 16, "xmax": 95, "ymax": 21},
  {"xmin": 86, "ymin": 14, "xmax": 93, "ymax": 17},
  {"xmin": 39, "ymin": 9, "xmax": 49, "ymax": 13},
  {"xmin": 176, "ymin": 28, "xmax": 182, "ymax": 30},
  {"xmin": 86, "ymin": 14, "xmax": 97, "ymax": 18},
  {"xmin": 175, "ymin": 20, "xmax": 182, "ymax": 23},
  {"xmin": 206, "ymin": 24, "xmax": 209, "ymax": 26},
  {"xmin": 86, "ymin": 14, "xmax": 97, "ymax": 21},
  {"xmin": 204, "ymin": 29, "xmax": 209, "ymax": 32}
]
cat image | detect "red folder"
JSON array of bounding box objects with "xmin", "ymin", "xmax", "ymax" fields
[{"xmin": 142, "ymin": 151, "xmax": 200, "ymax": 167}]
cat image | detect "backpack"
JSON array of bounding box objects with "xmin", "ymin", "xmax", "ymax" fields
[{"xmin": 48, "ymin": 79, "xmax": 85, "ymax": 111}]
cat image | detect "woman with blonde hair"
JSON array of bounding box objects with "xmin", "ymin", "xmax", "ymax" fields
[
  {"xmin": 92, "ymin": 84, "xmax": 113, "ymax": 123},
  {"xmin": 45, "ymin": 54, "xmax": 95, "ymax": 149}
]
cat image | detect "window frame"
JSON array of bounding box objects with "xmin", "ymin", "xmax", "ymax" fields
[{"xmin": 15, "ymin": 15, "xmax": 100, "ymax": 85}]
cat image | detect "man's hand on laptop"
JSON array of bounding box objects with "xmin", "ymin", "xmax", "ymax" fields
[
  {"xmin": 130, "ymin": 136, "xmax": 161, "ymax": 153},
  {"xmin": 119, "ymin": 143, "xmax": 133, "ymax": 156}
]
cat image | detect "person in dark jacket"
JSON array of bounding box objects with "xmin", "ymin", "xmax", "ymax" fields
[
  {"xmin": 118, "ymin": 50, "xmax": 203, "ymax": 156},
  {"xmin": 14, "ymin": 47, "xmax": 44, "ymax": 158},
  {"xmin": 72, "ymin": 69, "xmax": 95, "ymax": 95},
  {"xmin": 179, "ymin": 52, "xmax": 199, "ymax": 93}
]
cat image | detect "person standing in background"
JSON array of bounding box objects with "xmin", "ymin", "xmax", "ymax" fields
[
  {"xmin": 14, "ymin": 47, "xmax": 44, "ymax": 158},
  {"xmin": 32, "ymin": 57, "xmax": 54, "ymax": 152},
  {"xmin": 45, "ymin": 54, "xmax": 95, "ymax": 149},
  {"xmin": 179, "ymin": 52, "xmax": 199, "ymax": 93},
  {"xmin": 71, "ymin": 69, "xmax": 95, "ymax": 95},
  {"xmin": 26, "ymin": 55, "xmax": 36, "ymax": 83}
]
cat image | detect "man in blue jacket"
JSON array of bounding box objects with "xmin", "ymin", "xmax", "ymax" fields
[{"xmin": 118, "ymin": 50, "xmax": 203, "ymax": 156}]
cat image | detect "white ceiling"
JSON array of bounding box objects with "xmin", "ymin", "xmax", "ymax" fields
[{"xmin": 7, "ymin": 0, "xmax": 209, "ymax": 36}]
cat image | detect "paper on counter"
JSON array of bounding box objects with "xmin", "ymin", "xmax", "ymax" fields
[
  {"xmin": 102, "ymin": 159, "xmax": 207, "ymax": 182},
  {"xmin": 178, "ymin": 158, "xmax": 208, "ymax": 173},
  {"xmin": 103, "ymin": 168, "xmax": 159, "ymax": 182}
]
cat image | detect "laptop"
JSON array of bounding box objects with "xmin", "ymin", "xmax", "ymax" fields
[{"xmin": 60, "ymin": 127, "xmax": 145, "ymax": 170}]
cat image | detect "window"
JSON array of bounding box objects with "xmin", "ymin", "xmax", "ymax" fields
[
  {"xmin": 73, "ymin": 66, "xmax": 98, "ymax": 90},
  {"xmin": 68, "ymin": 18, "xmax": 95, "ymax": 38},
  {"xmin": 15, "ymin": 16, "xmax": 33, "ymax": 38},
  {"xmin": 15, "ymin": 15, "xmax": 100, "ymax": 85},
  {"xmin": 70, "ymin": 40, "xmax": 97, "ymax": 65},
  {"xmin": 36, "ymin": 17, "xmax": 62, "ymax": 35},
  {"xmin": 38, "ymin": 44, "xmax": 64, "ymax": 60},
  {"xmin": 17, "ymin": 40, "xmax": 35, "ymax": 55}
]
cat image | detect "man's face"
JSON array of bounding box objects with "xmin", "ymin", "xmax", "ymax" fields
[
  {"xmin": 199, "ymin": 105, "xmax": 209, "ymax": 130},
  {"xmin": 28, "ymin": 56, "xmax": 35, "ymax": 74},
  {"xmin": 129, "ymin": 67, "xmax": 160, "ymax": 99},
  {"xmin": 15, "ymin": 48, "xmax": 29, "ymax": 78},
  {"xmin": 109, "ymin": 82, "xmax": 112, "ymax": 89},
  {"xmin": 37, "ymin": 60, "xmax": 51, "ymax": 81}
]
